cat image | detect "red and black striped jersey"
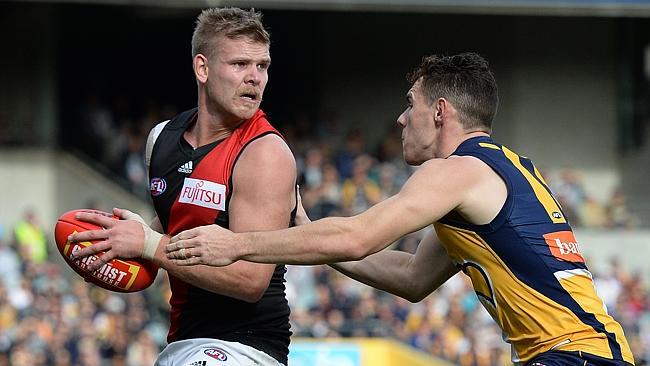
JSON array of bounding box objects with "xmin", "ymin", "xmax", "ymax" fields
[{"xmin": 148, "ymin": 108, "xmax": 292, "ymax": 365}]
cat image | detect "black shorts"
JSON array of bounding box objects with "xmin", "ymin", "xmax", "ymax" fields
[{"xmin": 526, "ymin": 351, "xmax": 633, "ymax": 366}]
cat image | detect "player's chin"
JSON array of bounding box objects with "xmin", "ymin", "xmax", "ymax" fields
[
  {"xmin": 402, "ymin": 149, "xmax": 414, "ymax": 165},
  {"xmin": 235, "ymin": 104, "xmax": 260, "ymax": 120},
  {"xmin": 403, "ymin": 152, "xmax": 423, "ymax": 166},
  {"xmin": 404, "ymin": 157, "xmax": 417, "ymax": 166}
]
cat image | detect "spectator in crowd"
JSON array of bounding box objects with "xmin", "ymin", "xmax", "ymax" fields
[
  {"xmin": 608, "ymin": 187, "xmax": 639, "ymax": 229},
  {"xmin": 0, "ymin": 232, "xmax": 21, "ymax": 290},
  {"xmin": 302, "ymin": 162, "xmax": 342, "ymax": 219},
  {"xmin": 79, "ymin": 94, "xmax": 116, "ymax": 162},
  {"xmin": 340, "ymin": 154, "xmax": 381, "ymax": 215},
  {"xmin": 300, "ymin": 147, "xmax": 325, "ymax": 189},
  {"xmin": 313, "ymin": 110, "xmax": 345, "ymax": 151},
  {"xmin": 334, "ymin": 130, "xmax": 366, "ymax": 180},
  {"xmin": 124, "ymin": 130, "xmax": 148, "ymax": 196},
  {"xmin": 549, "ymin": 170, "xmax": 640, "ymax": 229},
  {"xmin": 13, "ymin": 209, "xmax": 48, "ymax": 264},
  {"xmin": 580, "ymin": 196, "xmax": 609, "ymax": 228},
  {"xmin": 377, "ymin": 162, "xmax": 400, "ymax": 200}
]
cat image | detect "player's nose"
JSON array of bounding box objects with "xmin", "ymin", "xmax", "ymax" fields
[
  {"xmin": 397, "ymin": 110, "xmax": 407, "ymax": 128},
  {"xmin": 245, "ymin": 66, "xmax": 262, "ymax": 85}
]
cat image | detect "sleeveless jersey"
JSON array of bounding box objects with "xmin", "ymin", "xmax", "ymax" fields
[
  {"xmin": 434, "ymin": 136, "xmax": 634, "ymax": 364},
  {"xmin": 148, "ymin": 108, "xmax": 292, "ymax": 365}
]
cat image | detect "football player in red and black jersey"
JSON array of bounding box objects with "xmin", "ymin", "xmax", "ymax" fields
[{"xmin": 70, "ymin": 7, "xmax": 296, "ymax": 366}]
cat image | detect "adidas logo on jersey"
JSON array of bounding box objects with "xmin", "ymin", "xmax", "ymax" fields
[
  {"xmin": 189, "ymin": 362, "xmax": 206, "ymax": 366},
  {"xmin": 178, "ymin": 161, "xmax": 193, "ymax": 174}
]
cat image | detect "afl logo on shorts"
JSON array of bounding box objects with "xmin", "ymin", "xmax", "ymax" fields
[
  {"xmin": 150, "ymin": 178, "xmax": 167, "ymax": 197},
  {"xmin": 204, "ymin": 348, "xmax": 227, "ymax": 361}
]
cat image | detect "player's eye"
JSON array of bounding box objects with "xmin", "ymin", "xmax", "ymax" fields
[{"xmin": 233, "ymin": 61, "xmax": 247, "ymax": 69}]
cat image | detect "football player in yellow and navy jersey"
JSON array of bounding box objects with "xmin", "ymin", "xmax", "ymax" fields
[{"xmin": 166, "ymin": 53, "xmax": 635, "ymax": 365}]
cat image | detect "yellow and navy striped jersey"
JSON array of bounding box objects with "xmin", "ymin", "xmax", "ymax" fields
[{"xmin": 434, "ymin": 136, "xmax": 634, "ymax": 364}]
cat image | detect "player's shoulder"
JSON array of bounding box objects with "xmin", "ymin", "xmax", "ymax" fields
[
  {"xmin": 148, "ymin": 120, "xmax": 171, "ymax": 139},
  {"xmin": 244, "ymin": 133, "xmax": 291, "ymax": 154},
  {"xmin": 414, "ymin": 156, "xmax": 493, "ymax": 189},
  {"xmin": 233, "ymin": 133, "xmax": 297, "ymax": 188},
  {"xmin": 419, "ymin": 155, "xmax": 487, "ymax": 173},
  {"xmin": 145, "ymin": 119, "xmax": 171, "ymax": 152},
  {"xmin": 145, "ymin": 120, "xmax": 171, "ymax": 168},
  {"xmin": 238, "ymin": 133, "xmax": 296, "ymax": 168},
  {"xmin": 447, "ymin": 154, "xmax": 492, "ymax": 170}
]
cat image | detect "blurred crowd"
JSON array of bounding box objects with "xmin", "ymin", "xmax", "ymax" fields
[
  {"xmin": 1, "ymin": 209, "xmax": 649, "ymax": 366},
  {"xmin": 545, "ymin": 170, "xmax": 639, "ymax": 230},
  {"xmin": 73, "ymin": 96, "xmax": 179, "ymax": 197}
]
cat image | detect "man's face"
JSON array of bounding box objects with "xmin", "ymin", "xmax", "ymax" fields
[
  {"xmin": 396, "ymin": 79, "xmax": 437, "ymax": 165},
  {"xmin": 204, "ymin": 36, "xmax": 270, "ymax": 122}
]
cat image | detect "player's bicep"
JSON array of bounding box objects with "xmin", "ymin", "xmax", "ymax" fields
[
  {"xmin": 229, "ymin": 134, "xmax": 297, "ymax": 232},
  {"xmin": 354, "ymin": 159, "xmax": 469, "ymax": 251}
]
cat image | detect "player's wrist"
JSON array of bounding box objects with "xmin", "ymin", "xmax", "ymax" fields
[
  {"xmin": 238, "ymin": 232, "xmax": 255, "ymax": 261},
  {"xmin": 118, "ymin": 208, "xmax": 161, "ymax": 260},
  {"xmin": 141, "ymin": 225, "xmax": 163, "ymax": 260}
]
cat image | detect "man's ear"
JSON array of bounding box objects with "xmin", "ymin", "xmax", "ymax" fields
[
  {"xmin": 194, "ymin": 54, "xmax": 209, "ymax": 84},
  {"xmin": 434, "ymin": 98, "xmax": 445, "ymax": 126}
]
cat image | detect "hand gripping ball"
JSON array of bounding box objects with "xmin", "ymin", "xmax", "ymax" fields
[{"xmin": 54, "ymin": 209, "xmax": 158, "ymax": 293}]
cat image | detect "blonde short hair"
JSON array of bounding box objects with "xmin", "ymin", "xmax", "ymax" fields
[{"xmin": 191, "ymin": 7, "xmax": 270, "ymax": 59}]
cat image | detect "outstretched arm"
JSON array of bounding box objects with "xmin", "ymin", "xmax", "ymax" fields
[
  {"xmin": 292, "ymin": 193, "xmax": 458, "ymax": 302},
  {"xmin": 330, "ymin": 229, "xmax": 458, "ymax": 302},
  {"xmin": 166, "ymin": 157, "xmax": 477, "ymax": 266}
]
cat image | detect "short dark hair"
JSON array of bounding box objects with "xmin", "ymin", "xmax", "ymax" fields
[
  {"xmin": 191, "ymin": 7, "xmax": 270, "ymax": 59},
  {"xmin": 408, "ymin": 52, "xmax": 498, "ymax": 132}
]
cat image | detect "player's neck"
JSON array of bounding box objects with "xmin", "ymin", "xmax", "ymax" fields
[
  {"xmin": 438, "ymin": 130, "xmax": 490, "ymax": 158},
  {"xmin": 185, "ymin": 107, "xmax": 243, "ymax": 148}
]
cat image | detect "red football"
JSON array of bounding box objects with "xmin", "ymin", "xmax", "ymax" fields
[{"xmin": 54, "ymin": 209, "xmax": 158, "ymax": 293}]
